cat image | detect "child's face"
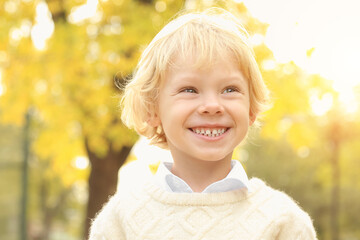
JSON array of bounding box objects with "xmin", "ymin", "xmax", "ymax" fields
[{"xmin": 152, "ymin": 54, "xmax": 255, "ymax": 164}]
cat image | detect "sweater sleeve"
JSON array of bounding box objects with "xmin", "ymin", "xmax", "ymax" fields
[
  {"xmin": 264, "ymin": 208, "xmax": 317, "ymax": 240},
  {"xmin": 88, "ymin": 195, "xmax": 125, "ymax": 240},
  {"xmin": 256, "ymin": 184, "xmax": 317, "ymax": 240}
]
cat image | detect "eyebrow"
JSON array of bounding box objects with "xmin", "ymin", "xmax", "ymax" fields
[{"xmin": 168, "ymin": 76, "xmax": 248, "ymax": 91}]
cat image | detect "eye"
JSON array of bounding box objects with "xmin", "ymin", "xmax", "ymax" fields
[
  {"xmin": 223, "ymin": 86, "xmax": 240, "ymax": 94},
  {"xmin": 180, "ymin": 87, "xmax": 197, "ymax": 94}
]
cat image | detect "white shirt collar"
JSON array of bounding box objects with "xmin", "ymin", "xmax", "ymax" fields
[{"xmin": 154, "ymin": 160, "xmax": 250, "ymax": 193}]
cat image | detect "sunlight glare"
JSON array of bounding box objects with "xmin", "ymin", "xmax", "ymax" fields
[
  {"xmin": 310, "ymin": 92, "xmax": 333, "ymax": 116},
  {"xmin": 155, "ymin": 1, "xmax": 167, "ymax": 12},
  {"xmin": 31, "ymin": 1, "xmax": 54, "ymax": 50},
  {"xmin": 68, "ymin": 0, "xmax": 99, "ymax": 24},
  {"xmin": 240, "ymin": 0, "xmax": 360, "ymax": 110},
  {"xmin": 0, "ymin": 70, "xmax": 4, "ymax": 96},
  {"xmin": 338, "ymin": 89, "xmax": 358, "ymax": 114},
  {"xmin": 118, "ymin": 160, "xmax": 151, "ymax": 191},
  {"xmin": 118, "ymin": 137, "xmax": 172, "ymax": 191},
  {"xmin": 132, "ymin": 136, "xmax": 172, "ymax": 164},
  {"xmin": 297, "ymin": 146, "xmax": 310, "ymax": 158},
  {"xmin": 261, "ymin": 59, "xmax": 276, "ymax": 71},
  {"xmin": 73, "ymin": 156, "xmax": 89, "ymax": 170},
  {"xmin": 4, "ymin": 0, "xmax": 17, "ymax": 14},
  {"xmin": 250, "ymin": 33, "xmax": 265, "ymax": 46}
]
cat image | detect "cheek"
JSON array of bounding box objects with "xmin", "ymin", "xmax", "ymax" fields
[
  {"xmin": 162, "ymin": 100, "xmax": 194, "ymax": 115},
  {"xmin": 159, "ymin": 103, "xmax": 193, "ymax": 135},
  {"xmin": 228, "ymin": 102, "xmax": 251, "ymax": 122}
]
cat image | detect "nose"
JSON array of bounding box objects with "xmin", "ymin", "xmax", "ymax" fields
[{"xmin": 198, "ymin": 93, "xmax": 224, "ymax": 115}]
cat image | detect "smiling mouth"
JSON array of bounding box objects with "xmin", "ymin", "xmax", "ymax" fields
[{"xmin": 189, "ymin": 127, "xmax": 229, "ymax": 137}]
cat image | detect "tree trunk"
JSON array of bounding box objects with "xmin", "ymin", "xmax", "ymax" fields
[
  {"xmin": 83, "ymin": 138, "xmax": 132, "ymax": 239},
  {"xmin": 330, "ymin": 141, "xmax": 340, "ymax": 240},
  {"xmin": 329, "ymin": 122, "xmax": 340, "ymax": 240},
  {"xmin": 38, "ymin": 184, "xmax": 71, "ymax": 240}
]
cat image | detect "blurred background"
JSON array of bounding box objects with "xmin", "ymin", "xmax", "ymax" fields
[{"xmin": 1, "ymin": 0, "xmax": 359, "ymax": 239}]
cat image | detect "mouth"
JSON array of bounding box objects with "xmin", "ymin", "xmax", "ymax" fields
[{"xmin": 189, "ymin": 127, "xmax": 229, "ymax": 138}]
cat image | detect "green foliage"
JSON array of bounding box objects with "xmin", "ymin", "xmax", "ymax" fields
[{"xmin": 0, "ymin": 124, "xmax": 23, "ymax": 240}]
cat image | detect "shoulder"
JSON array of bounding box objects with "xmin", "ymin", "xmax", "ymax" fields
[
  {"xmin": 88, "ymin": 182, "xmax": 149, "ymax": 240},
  {"xmin": 248, "ymin": 178, "xmax": 307, "ymax": 213},
  {"xmin": 248, "ymin": 178, "xmax": 317, "ymax": 239},
  {"xmin": 88, "ymin": 193, "xmax": 125, "ymax": 239}
]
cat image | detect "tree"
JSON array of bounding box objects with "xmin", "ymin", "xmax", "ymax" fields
[
  {"xmin": 0, "ymin": 0, "xmax": 183, "ymax": 238},
  {"xmin": 2, "ymin": 0, "xmax": 359, "ymax": 239},
  {"xmin": 0, "ymin": 124, "xmax": 23, "ymax": 240}
]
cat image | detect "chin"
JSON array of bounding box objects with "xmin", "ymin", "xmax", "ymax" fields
[{"xmin": 195, "ymin": 154, "xmax": 231, "ymax": 162}]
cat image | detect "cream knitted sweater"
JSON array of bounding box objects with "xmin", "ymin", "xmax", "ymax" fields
[{"xmin": 89, "ymin": 178, "xmax": 317, "ymax": 240}]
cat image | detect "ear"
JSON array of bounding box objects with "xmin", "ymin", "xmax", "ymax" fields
[
  {"xmin": 147, "ymin": 112, "xmax": 161, "ymax": 127},
  {"xmin": 249, "ymin": 110, "xmax": 257, "ymax": 126}
]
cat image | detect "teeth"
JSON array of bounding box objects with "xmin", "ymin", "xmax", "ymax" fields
[{"xmin": 191, "ymin": 128, "xmax": 227, "ymax": 137}]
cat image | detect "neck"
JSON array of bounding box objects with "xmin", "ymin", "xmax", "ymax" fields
[{"xmin": 171, "ymin": 154, "xmax": 232, "ymax": 192}]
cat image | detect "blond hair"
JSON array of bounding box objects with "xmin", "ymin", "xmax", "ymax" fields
[{"xmin": 121, "ymin": 7, "xmax": 270, "ymax": 148}]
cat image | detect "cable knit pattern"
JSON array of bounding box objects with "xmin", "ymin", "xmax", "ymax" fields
[{"xmin": 89, "ymin": 178, "xmax": 317, "ymax": 240}]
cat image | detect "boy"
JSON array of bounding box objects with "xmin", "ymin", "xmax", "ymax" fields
[{"xmin": 89, "ymin": 7, "xmax": 317, "ymax": 240}]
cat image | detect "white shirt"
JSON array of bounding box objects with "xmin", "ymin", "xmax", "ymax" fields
[{"xmin": 154, "ymin": 160, "xmax": 250, "ymax": 193}]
